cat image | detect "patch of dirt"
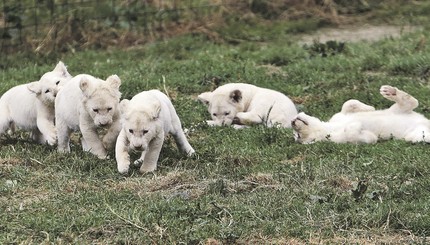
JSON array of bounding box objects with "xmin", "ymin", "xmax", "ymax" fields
[
  {"xmin": 1, "ymin": 187, "xmax": 52, "ymax": 212},
  {"xmin": 299, "ymin": 25, "xmax": 420, "ymax": 45},
  {"xmin": 240, "ymin": 231, "xmax": 429, "ymax": 244},
  {"xmin": 109, "ymin": 171, "xmax": 282, "ymax": 200},
  {"xmin": 0, "ymin": 157, "xmax": 24, "ymax": 166}
]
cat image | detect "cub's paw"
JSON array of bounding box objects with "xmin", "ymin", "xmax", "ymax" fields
[
  {"xmin": 57, "ymin": 146, "xmax": 71, "ymax": 153},
  {"xmin": 45, "ymin": 133, "xmax": 57, "ymax": 146},
  {"xmin": 232, "ymin": 124, "xmax": 249, "ymax": 129},
  {"xmin": 96, "ymin": 153, "xmax": 109, "ymax": 160},
  {"xmin": 117, "ymin": 164, "xmax": 130, "ymax": 175},
  {"xmin": 187, "ymin": 148, "xmax": 196, "ymax": 156},
  {"xmin": 341, "ymin": 99, "xmax": 375, "ymax": 114},
  {"xmin": 46, "ymin": 138, "xmax": 56, "ymax": 146},
  {"xmin": 133, "ymin": 159, "xmax": 143, "ymax": 167},
  {"xmin": 231, "ymin": 116, "xmax": 243, "ymax": 125},
  {"xmin": 380, "ymin": 85, "xmax": 397, "ymax": 99},
  {"xmin": 206, "ymin": 120, "xmax": 217, "ymax": 126},
  {"xmin": 139, "ymin": 163, "xmax": 157, "ymax": 174}
]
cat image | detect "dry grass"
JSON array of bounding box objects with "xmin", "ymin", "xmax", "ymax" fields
[{"xmin": 3, "ymin": 0, "xmax": 405, "ymax": 54}]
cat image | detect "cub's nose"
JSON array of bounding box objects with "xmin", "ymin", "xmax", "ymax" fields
[
  {"xmin": 99, "ymin": 122, "xmax": 109, "ymax": 127},
  {"xmin": 291, "ymin": 118, "xmax": 298, "ymax": 126},
  {"xmin": 133, "ymin": 144, "xmax": 144, "ymax": 151}
]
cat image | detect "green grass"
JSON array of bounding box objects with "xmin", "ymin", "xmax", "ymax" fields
[{"xmin": 2, "ymin": 6, "xmax": 430, "ymax": 244}]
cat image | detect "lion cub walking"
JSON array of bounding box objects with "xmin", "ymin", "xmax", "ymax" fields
[
  {"xmin": 198, "ymin": 83, "xmax": 297, "ymax": 128},
  {"xmin": 55, "ymin": 74, "xmax": 122, "ymax": 158},
  {"xmin": 116, "ymin": 90, "xmax": 195, "ymax": 174},
  {"xmin": 0, "ymin": 61, "xmax": 72, "ymax": 145}
]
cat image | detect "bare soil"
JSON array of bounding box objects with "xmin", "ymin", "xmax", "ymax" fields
[{"xmin": 299, "ymin": 24, "xmax": 420, "ymax": 44}]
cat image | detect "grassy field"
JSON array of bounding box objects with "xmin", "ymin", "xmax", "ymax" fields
[{"xmin": 2, "ymin": 2, "xmax": 430, "ymax": 244}]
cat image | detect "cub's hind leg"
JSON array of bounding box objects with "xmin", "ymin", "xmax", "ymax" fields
[
  {"xmin": 404, "ymin": 126, "xmax": 430, "ymax": 143},
  {"xmin": 380, "ymin": 85, "xmax": 419, "ymax": 113},
  {"xmin": 341, "ymin": 99, "xmax": 375, "ymax": 114},
  {"xmin": 170, "ymin": 116, "xmax": 195, "ymax": 156},
  {"xmin": 235, "ymin": 111, "xmax": 264, "ymax": 126},
  {"xmin": 30, "ymin": 129, "xmax": 45, "ymax": 144},
  {"xmin": 0, "ymin": 104, "xmax": 12, "ymax": 137},
  {"xmin": 7, "ymin": 122, "xmax": 16, "ymax": 136}
]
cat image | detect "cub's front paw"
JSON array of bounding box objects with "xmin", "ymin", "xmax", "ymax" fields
[
  {"xmin": 117, "ymin": 163, "xmax": 130, "ymax": 174},
  {"xmin": 45, "ymin": 133, "xmax": 57, "ymax": 146},
  {"xmin": 186, "ymin": 148, "xmax": 195, "ymax": 156},
  {"xmin": 206, "ymin": 120, "xmax": 217, "ymax": 126},
  {"xmin": 232, "ymin": 117, "xmax": 243, "ymax": 125},
  {"xmin": 232, "ymin": 124, "xmax": 249, "ymax": 129},
  {"xmin": 133, "ymin": 159, "xmax": 143, "ymax": 167},
  {"xmin": 139, "ymin": 163, "xmax": 157, "ymax": 173},
  {"xmin": 96, "ymin": 152, "xmax": 109, "ymax": 160},
  {"xmin": 380, "ymin": 85, "xmax": 397, "ymax": 99}
]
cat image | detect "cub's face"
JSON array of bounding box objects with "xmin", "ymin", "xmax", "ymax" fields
[
  {"xmin": 80, "ymin": 74, "xmax": 122, "ymax": 127},
  {"xmin": 39, "ymin": 74, "xmax": 71, "ymax": 104},
  {"xmin": 198, "ymin": 89, "xmax": 243, "ymax": 126},
  {"xmin": 86, "ymin": 93, "xmax": 119, "ymax": 127},
  {"xmin": 123, "ymin": 112, "xmax": 158, "ymax": 151},
  {"xmin": 27, "ymin": 61, "xmax": 72, "ymax": 105},
  {"xmin": 208, "ymin": 94, "xmax": 239, "ymax": 126},
  {"xmin": 291, "ymin": 112, "xmax": 327, "ymax": 144}
]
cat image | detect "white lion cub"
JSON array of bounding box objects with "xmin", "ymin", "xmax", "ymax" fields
[
  {"xmin": 292, "ymin": 85, "xmax": 430, "ymax": 144},
  {"xmin": 55, "ymin": 74, "xmax": 122, "ymax": 159},
  {"xmin": 198, "ymin": 83, "xmax": 297, "ymax": 128},
  {"xmin": 0, "ymin": 61, "xmax": 72, "ymax": 145},
  {"xmin": 116, "ymin": 90, "xmax": 195, "ymax": 174}
]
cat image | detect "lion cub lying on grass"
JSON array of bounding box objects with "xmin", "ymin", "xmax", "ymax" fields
[
  {"xmin": 198, "ymin": 83, "xmax": 297, "ymax": 128},
  {"xmin": 116, "ymin": 90, "xmax": 195, "ymax": 174},
  {"xmin": 292, "ymin": 85, "xmax": 430, "ymax": 144},
  {"xmin": 0, "ymin": 61, "xmax": 72, "ymax": 145},
  {"xmin": 55, "ymin": 74, "xmax": 122, "ymax": 159}
]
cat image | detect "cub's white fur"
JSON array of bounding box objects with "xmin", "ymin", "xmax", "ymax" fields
[
  {"xmin": 0, "ymin": 61, "xmax": 72, "ymax": 145},
  {"xmin": 292, "ymin": 85, "xmax": 430, "ymax": 144},
  {"xmin": 198, "ymin": 83, "xmax": 297, "ymax": 128},
  {"xmin": 55, "ymin": 74, "xmax": 122, "ymax": 158},
  {"xmin": 116, "ymin": 90, "xmax": 195, "ymax": 174}
]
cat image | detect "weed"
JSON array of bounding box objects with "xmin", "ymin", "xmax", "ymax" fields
[{"xmin": 304, "ymin": 40, "xmax": 346, "ymax": 58}]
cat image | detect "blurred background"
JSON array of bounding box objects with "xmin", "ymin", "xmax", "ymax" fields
[{"xmin": 1, "ymin": 0, "xmax": 426, "ymax": 54}]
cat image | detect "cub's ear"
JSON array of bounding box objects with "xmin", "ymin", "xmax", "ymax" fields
[
  {"xmin": 151, "ymin": 105, "xmax": 161, "ymax": 121},
  {"xmin": 27, "ymin": 81, "xmax": 42, "ymax": 94},
  {"xmin": 197, "ymin": 92, "xmax": 212, "ymax": 105},
  {"xmin": 119, "ymin": 99, "xmax": 130, "ymax": 115},
  {"xmin": 229, "ymin": 89, "xmax": 242, "ymax": 103},
  {"xmin": 54, "ymin": 61, "xmax": 71, "ymax": 77},
  {"xmin": 79, "ymin": 76, "xmax": 94, "ymax": 97},
  {"xmin": 106, "ymin": 75, "xmax": 121, "ymax": 90}
]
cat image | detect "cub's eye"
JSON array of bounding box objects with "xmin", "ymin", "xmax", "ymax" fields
[
  {"xmin": 129, "ymin": 129, "xmax": 134, "ymax": 134},
  {"xmin": 224, "ymin": 112, "xmax": 230, "ymax": 116},
  {"xmin": 45, "ymin": 89, "xmax": 50, "ymax": 94},
  {"xmin": 143, "ymin": 130, "xmax": 149, "ymax": 134},
  {"xmin": 56, "ymin": 81, "xmax": 60, "ymax": 85},
  {"xmin": 212, "ymin": 113, "xmax": 217, "ymax": 117},
  {"xmin": 107, "ymin": 107, "xmax": 112, "ymax": 112},
  {"xmin": 93, "ymin": 109, "xmax": 99, "ymax": 113}
]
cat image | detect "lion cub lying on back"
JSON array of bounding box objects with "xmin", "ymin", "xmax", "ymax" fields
[
  {"xmin": 198, "ymin": 83, "xmax": 297, "ymax": 128},
  {"xmin": 116, "ymin": 90, "xmax": 195, "ymax": 174},
  {"xmin": 292, "ymin": 85, "xmax": 430, "ymax": 144}
]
